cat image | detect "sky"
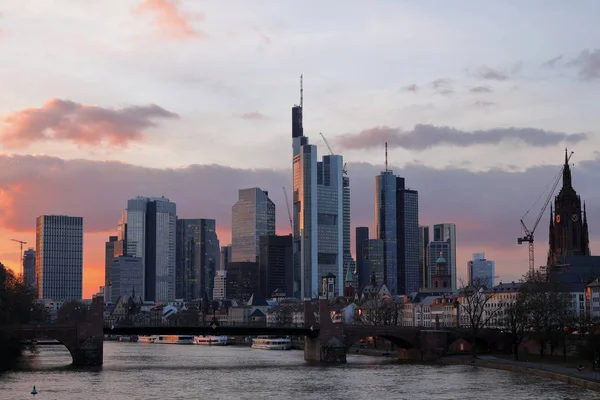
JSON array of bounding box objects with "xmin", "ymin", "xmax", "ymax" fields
[{"xmin": 0, "ymin": 0, "xmax": 599, "ymax": 298}]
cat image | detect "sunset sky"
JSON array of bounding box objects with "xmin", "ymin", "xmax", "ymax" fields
[{"xmin": 0, "ymin": 1, "xmax": 599, "ymax": 298}]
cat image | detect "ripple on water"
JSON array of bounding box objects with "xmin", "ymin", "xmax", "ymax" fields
[{"xmin": 0, "ymin": 343, "xmax": 598, "ymax": 400}]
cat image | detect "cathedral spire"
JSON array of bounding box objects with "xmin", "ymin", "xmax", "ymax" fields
[{"xmin": 563, "ymin": 147, "xmax": 572, "ymax": 188}]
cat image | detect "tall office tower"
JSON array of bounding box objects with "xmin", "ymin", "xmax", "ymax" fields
[
  {"xmin": 176, "ymin": 218, "xmax": 220, "ymax": 301},
  {"xmin": 110, "ymin": 256, "xmax": 143, "ymax": 304},
  {"xmin": 375, "ymin": 156, "xmax": 420, "ymax": 295},
  {"xmin": 231, "ymin": 188, "xmax": 275, "ymax": 263},
  {"xmin": 433, "ymin": 223, "xmax": 457, "ymax": 290},
  {"xmin": 105, "ymin": 236, "xmax": 118, "ymax": 287},
  {"xmin": 468, "ymin": 253, "xmax": 496, "ymax": 287},
  {"xmin": 220, "ymin": 245, "xmax": 232, "ymax": 271},
  {"xmin": 292, "ymin": 76, "xmax": 345, "ymax": 298},
  {"xmin": 258, "ymin": 234, "xmax": 293, "ymax": 298},
  {"xmin": 362, "ymin": 239, "xmax": 384, "ymax": 287},
  {"xmin": 355, "ymin": 227, "xmax": 369, "ymax": 288},
  {"xmin": 126, "ymin": 196, "xmax": 177, "ymax": 302},
  {"xmin": 114, "ymin": 210, "xmax": 127, "ymax": 257},
  {"xmin": 427, "ymin": 240, "xmax": 450, "ymax": 288},
  {"xmin": 342, "ymin": 175, "xmax": 355, "ymax": 287},
  {"xmin": 23, "ymin": 248, "xmax": 36, "ymax": 288},
  {"xmin": 35, "ymin": 215, "xmax": 83, "ymax": 300},
  {"xmin": 419, "ymin": 226, "xmax": 430, "ymax": 289}
]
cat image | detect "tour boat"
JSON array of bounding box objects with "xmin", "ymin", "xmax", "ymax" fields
[
  {"xmin": 251, "ymin": 336, "xmax": 292, "ymax": 350},
  {"xmin": 138, "ymin": 335, "xmax": 156, "ymax": 344},
  {"xmin": 193, "ymin": 335, "xmax": 228, "ymax": 346},
  {"xmin": 138, "ymin": 335, "xmax": 194, "ymax": 344}
]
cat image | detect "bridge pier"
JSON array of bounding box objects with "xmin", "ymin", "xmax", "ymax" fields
[
  {"xmin": 304, "ymin": 336, "xmax": 347, "ymax": 364},
  {"xmin": 70, "ymin": 296, "xmax": 104, "ymax": 366}
]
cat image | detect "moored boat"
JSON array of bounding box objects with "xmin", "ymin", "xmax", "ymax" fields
[
  {"xmin": 138, "ymin": 335, "xmax": 194, "ymax": 344},
  {"xmin": 193, "ymin": 335, "xmax": 228, "ymax": 345},
  {"xmin": 251, "ymin": 336, "xmax": 292, "ymax": 350}
]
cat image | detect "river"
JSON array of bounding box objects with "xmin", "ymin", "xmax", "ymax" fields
[{"xmin": 0, "ymin": 342, "xmax": 597, "ymax": 399}]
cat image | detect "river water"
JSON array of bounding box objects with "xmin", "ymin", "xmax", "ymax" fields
[{"xmin": 0, "ymin": 342, "xmax": 597, "ymax": 399}]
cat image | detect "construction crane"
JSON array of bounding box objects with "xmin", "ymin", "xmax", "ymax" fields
[
  {"xmin": 319, "ymin": 132, "xmax": 347, "ymax": 175},
  {"xmin": 518, "ymin": 151, "xmax": 573, "ymax": 272},
  {"xmin": 10, "ymin": 239, "xmax": 27, "ymax": 276},
  {"xmin": 282, "ymin": 186, "xmax": 293, "ymax": 234}
]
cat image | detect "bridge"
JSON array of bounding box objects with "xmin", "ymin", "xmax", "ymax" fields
[{"xmin": 6, "ymin": 297, "xmax": 507, "ymax": 365}]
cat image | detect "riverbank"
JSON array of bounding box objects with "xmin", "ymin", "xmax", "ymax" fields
[{"xmin": 440, "ymin": 355, "xmax": 600, "ymax": 392}]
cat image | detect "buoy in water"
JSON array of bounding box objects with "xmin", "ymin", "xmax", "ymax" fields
[{"xmin": 31, "ymin": 385, "xmax": 38, "ymax": 395}]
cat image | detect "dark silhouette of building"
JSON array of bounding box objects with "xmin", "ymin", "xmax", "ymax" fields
[
  {"xmin": 258, "ymin": 235, "xmax": 293, "ymax": 298},
  {"xmin": 344, "ymin": 265, "xmax": 355, "ymax": 298},
  {"xmin": 548, "ymin": 149, "xmax": 591, "ymax": 266},
  {"xmin": 23, "ymin": 248, "xmax": 36, "ymax": 288},
  {"xmin": 419, "ymin": 226, "xmax": 429, "ymax": 289},
  {"xmin": 105, "ymin": 236, "xmax": 117, "ymax": 287},
  {"xmin": 176, "ymin": 219, "xmax": 219, "ymax": 301},
  {"xmin": 355, "ymin": 227, "xmax": 369, "ymax": 287},
  {"xmin": 225, "ymin": 262, "xmax": 259, "ymax": 302}
]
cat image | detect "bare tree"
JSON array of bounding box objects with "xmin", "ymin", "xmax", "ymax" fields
[
  {"xmin": 359, "ymin": 297, "xmax": 399, "ymax": 326},
  {"xmin": 457, "ymin": 279, "xmax": 505, "ymax": 357},
  {"xmin": 500, "ymin": 290, "xmax": 528, "ymax": 361}
]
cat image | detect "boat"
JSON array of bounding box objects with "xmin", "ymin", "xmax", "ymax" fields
[
  {"xmin": 138, "ymin": 335, "xmax": 194, "ymax": 344},
  {"xmin": 138, "ymin": 335, "xmax": 156, "ymax": 344},
  {"xmin": 251, "ymin": 336, "xmax": 292, "ymax": 350},
  {"xmin": 194, "ymin": 335, "xmax": 228, "ymax": 346}
]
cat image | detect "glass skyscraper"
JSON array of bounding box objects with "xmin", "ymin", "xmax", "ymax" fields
[
  {"xmin": 433, "ymin": 223, "xmax": 457, "ymax": 290},
  {"xmin": 375, "ymin": 172, "xmax": 420, "ymax": 295},
  {"xmin": 126, "ymin": 196, "xmax": 177, "ymax": 302},
  {"xmin": 176, "ymin": 218, "xmax": 220, "ymax": 300},
  {"xmin": 35, "ymin": 215, "xmax": 83, "ymax": 300},
  {"xmin": 231, "ymin": 188, "xmax": 275, "ymax": 263},
  {"xmin": 468, "ymin": 252, "xmax": 496, "ymax": 287}
]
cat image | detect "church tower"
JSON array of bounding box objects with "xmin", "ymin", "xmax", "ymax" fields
[
  {"xmin": 432, "ymin": 252, "xmax": 452, "ymax": 291},
  {"xmin": 547, "ymin": 149, "xmax": 591, "ymax": 265}
]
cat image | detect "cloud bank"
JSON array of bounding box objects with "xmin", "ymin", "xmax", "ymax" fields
[
  {"xmin": 135, "ymin": 0, "xmax": 202, "ymax": 39},
  {"xmin": 335, "ymin": 124, "xmax": 588, "ymax": 151},
  {"xmin": 0, "ymin": 99, "xmax": 179, "ymax": 149}
]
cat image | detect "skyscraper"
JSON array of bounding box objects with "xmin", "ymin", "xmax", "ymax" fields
[
  {"xmin": 35, "ymin": 215, "xmax": 83, "ymax": 300},
  {"xmin": 126, "ymin": 196, "xmax": 177, "ymax": 302},
  {"xmin": 258, "ymin": 234, "xmax": 293, "ymax": 298},
  {"xmin": 355, "ymin": 227, "xmax": 369, "ymax": 287},
  {"xmin": 375, "ymin": 167, "xmax": 420, "ymax": 295},
  {"xmin": 231, "ymin": 188, "xmax": 275, "ymax": 263},
  {"xmin": 105, "ymin": 236, "xmax": 117, "ymax": 287},
  {"xmin": 342, "ymin": 175, "xmax": 355, "ymax": 288},
  {"xmin": 114, "ymin": 210, "xmax": 127, "ymax": 257},
  {"xmin": 419, "ymin": 226, "xmax": 430, "ymax": 289},
  {"xmin": 548, "ymin": 149, "xmax": 591, "ymax": 265},
  {"xmin": 468, "ymin": 253, "xmax": 496, "ymax": 287},
  {"xmin": 427, "ymin": 240, "xmax": 450, "ymax": 288},
  {"xmin": 220, "ymin": 245, "xmax": 231, "ymax": 271},
  {"xmin": 292, "ymin": 76, "xmax": 346, "ymax": 298},
  {"xmin": 23, "ymin": 248, "xmax": 36, "ymax": 288},
  {"xmin": 176, "ymin": 218, "xmax": 220, "ymax": 301},
  {"xmin": 362, "ymin": 239, "xmax": 384, "ymax": 287},
  {"xmin": 433, "ymin": 223, "xmax": 457, "ymax": 290}
]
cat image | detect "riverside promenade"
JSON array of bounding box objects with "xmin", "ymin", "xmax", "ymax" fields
[{"xmin": 440, "ymin": 354, "xmax": 600, "ymax": 392}]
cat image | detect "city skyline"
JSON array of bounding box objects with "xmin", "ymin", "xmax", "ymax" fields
[{"xmin": 0, "ymin": 1, "xmax": 599, "ymax": 297}]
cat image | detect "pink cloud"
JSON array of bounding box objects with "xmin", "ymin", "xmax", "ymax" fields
[
  {"xmin": 239, "ymin": 111, "xmax": 268, "ymax": 120},
  {"xmin": 0, "ymin": 98, "xmax": 179, "ymax": 149},
  {"xmin": 135, "ymin": 0, "xmax": 203, "ymax": 39}
]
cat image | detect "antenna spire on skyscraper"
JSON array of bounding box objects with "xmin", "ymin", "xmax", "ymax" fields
[
  {"xmin": 300, "ymin": 74, "xmax": 303, "ymax": 109},
  {"xmin": 385, "ymin": 142, "xmax": 388, "ymax": 172}
]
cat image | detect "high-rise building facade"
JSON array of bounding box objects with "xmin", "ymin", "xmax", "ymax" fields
[
  {"xmin": 548, "ymin": 150, "xmax": 591, "ymax": 265},
  {"xmin": 258, "ymin": 234, "xmax": 293, "ymax": 298},
  {"xmin": 126, "ymin": 197, "xmax": 177, "ymax": 302},
  {"xmin": 292, "ymin": 82, "xmax": 346, "ymax": 298},
  {"xmin": 220, "ymin": 245, "xmax": 232, "ymax": 272},
  {"xmin": 362, "ymin": 239, "xmax": 384, "ymax": 287},
  {"xmin": 468, "ymin": 252, "xmax": 496, "ymax": 287},
  {"xmin": 35, "ymin": 215, "xmax": 83, "ymax": 300},
  {"xmin": 114, "ymin": 210, "xmax": 127, "ymax": 257},
  {"xmin": 375, "ymin": 171, "xmax": 420, "ymax": 295},
  {"xmin": 419, "ymin": 226, "xmax": 430, "ymax": 289},
  {"xmin": 342, "ymin": 175, "xmax": 355, "ymax": 288},
  {"xmin": 105, "ymin": 236, "xmax": 117, "ymax": 287},
  {"xmin": 111, "ymin": 256, "xmax": 143, "ymax": 304},
  {"xmin": 355, "ymin": 227, "xmax": 369, "ymax": 288},
  {"xmin": 433, "ymin": 223, "xmax": 457, "ymax": 290},
  {"xmin": 231, "ymin": 188, "xmax": 275, "ymax": 263},
  {"xmin": 176, "ymin": 218, "xmax": 219, "ymax": 301},
  {"xmin": 23, "ymin": 248, "xmax": 36, "ymax": 288}
]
